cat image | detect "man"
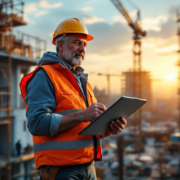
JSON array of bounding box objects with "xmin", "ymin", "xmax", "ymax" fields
[
  {"xmin": 16, "ymin": 140, "xmax": 21, "ymax": 157},
  {"xmin": 20, "ymin": 18, "xmax": 127, "ymax": 180}
]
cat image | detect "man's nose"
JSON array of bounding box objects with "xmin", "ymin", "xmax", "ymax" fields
[{"xmin": 79, "ymin": 44, "xmax": 85, "ymax": 52}]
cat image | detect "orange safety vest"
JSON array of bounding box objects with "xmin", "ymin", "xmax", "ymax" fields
[{"xmin": 20, "ymin": 63, "xmax": 102, "ymax": 169}]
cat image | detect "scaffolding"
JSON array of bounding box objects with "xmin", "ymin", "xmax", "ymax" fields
[{"xmin": 0, "ymin": 0, "xmax": 46, "ymax": 179}]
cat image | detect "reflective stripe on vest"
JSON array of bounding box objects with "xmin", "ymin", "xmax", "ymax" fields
[
  {"xmin": 56, "ymin": 109, "xmax": 82, "ymax": 115},
  {"xmin": 34, "ymin": 139, "xmax": 101, "ymax": 153}
]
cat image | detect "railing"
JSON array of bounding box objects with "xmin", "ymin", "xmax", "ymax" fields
[
  {"xmin": 0, "ymin": 0, "xmax": 24, "ymax": 20},
  {"xmin": 0, "ymin": 30, "xmax": 46, "ymax": 59},
  {"xmin": 0, "ymin": 87, "xmax": 11, "ymax": 111},
  {"xmin": 0, "ymin": 0, "xmax": 46, "ymax": 59}
]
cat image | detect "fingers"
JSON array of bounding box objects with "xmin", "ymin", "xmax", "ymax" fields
[
  {"xmin": 109, "ymin": 117, "xmax": 127, "ymax": 135},
  {"xmin": 91, "ymin": 103, "xmax": 106, "ymax": 113},
  {"xmin": 120, "ymin": 117, "xmax": 127, "ymax": 125},
  {"xmin": 93, "ymin": 110, "xmax": 103, "ymax": 119},
  {"xmin": 110, "ymin": 123, "xmax": 121, "ymax": 134},
  {"xmin": 96, "ymin": 104, "xmax": 106, "ymax": 117},
  {"xmin": 92, "ymin": 108, "xmax": 103, "ymax": 119},
  {"xmin": 83, "ymin": 103, "xmax": 107, "ymax": 122},
  {"xmin": 111, "ymin": 120, "xmax": 122, "ymax": 132},
  {"xmin": 95, "ymin": 103, "xmax": 107, "ymax": 111},
  {"xmin": 97, "ymin": 109, "xmax": 104, "ymax": 115}
]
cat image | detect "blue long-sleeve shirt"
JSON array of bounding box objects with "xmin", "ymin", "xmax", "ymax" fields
[
  {"xmin": 26, "ymin": 51, "xmax": 88, "ymax": 137},
  {"xmin": 26, "ymin": 68, "xmax": 61, "ymax": 136}
]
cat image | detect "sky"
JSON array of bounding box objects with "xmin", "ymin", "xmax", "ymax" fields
[{"xmin": 15, "ymin": 0, "xmax": 180, "ymax": 99}]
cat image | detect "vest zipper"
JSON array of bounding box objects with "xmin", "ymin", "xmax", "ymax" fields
[
  {"xmin": 68, "ymin": 70, "xmax": 88, "ymax": 107},
  {"xmin": 66, "ymin": 68, "xmax": 98, "ymax": 160}
]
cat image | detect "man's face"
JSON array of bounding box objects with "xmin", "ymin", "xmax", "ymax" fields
[{"xmin": 62, "ymin": 34, "xmax": 87, "ymax": 67}]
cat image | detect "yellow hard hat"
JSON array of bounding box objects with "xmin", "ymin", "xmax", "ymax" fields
[{"xmin": 52, "ymin": 18, "xmax": 94, "ymax": 45}]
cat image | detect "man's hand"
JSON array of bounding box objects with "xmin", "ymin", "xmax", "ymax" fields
[
  {"xmin": 80, "ymin": 103, "xmax": 106, "ymax": 122},
  {"xmin": 57, "ymin": 103, "xmax": 106, "ymax": 134},
  {"xmin": 108, "ymin": 117, "xmax": 127, "ymax": 135}
]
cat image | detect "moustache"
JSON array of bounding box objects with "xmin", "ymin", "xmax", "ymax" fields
[{"xmin": 73, "ymin": 51, "xmax": 84, "ymax": 58}]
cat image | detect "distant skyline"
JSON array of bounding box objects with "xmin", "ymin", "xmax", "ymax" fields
[{"xmin": 16, "ymin": 0, "xmax": 180, "ymax": 99}]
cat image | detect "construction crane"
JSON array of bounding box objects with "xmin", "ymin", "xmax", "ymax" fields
[
  {"xmin": 98, "ymin": 73, "xmax": 121, "ymax": 95},
  {"xmin": 176, "ymin": 8, "xmax": 180, "ymax": 176},
  {"xmin": 110, "ymin": 0, "xmax": 146, "ymax": 98},
  {"xmin": 111, "ymin": 0, "xmax": 146, "ymax": 144}
]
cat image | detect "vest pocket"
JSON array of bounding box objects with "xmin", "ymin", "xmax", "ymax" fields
[{"xmin": 59, "ymin": 91, "xmax": 81, "ymax": 109}]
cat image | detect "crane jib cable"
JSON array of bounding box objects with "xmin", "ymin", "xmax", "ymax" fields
[{"xmin": 126, "ymin": 0, "xmax": 140, "ymax": 11}]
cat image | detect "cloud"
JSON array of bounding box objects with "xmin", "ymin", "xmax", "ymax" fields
[
  {"xmin": 155, "ymin": 44, "xmax": 178, "ymax": 55},
  {"xmin": 83, "ymin": 16, "xmax": 105, "ymax": 24},
  {"xmin": 84, "ymin": 0, "xmax": 97, "ymax": 5},
  {"xmin": 112, "ymin": 11, "xmax": 137, "ymax": 24},
  {"xmin": 82, "ymin": 7, "xmax": 93, "ymax": 12},
  {"xmin": 142, "ymin": 15, "xmax": 168, "ymax": 32},
  {"xmin": 147, "ymin": 18, "xmax": 176, "ymax": 39},
  {"xmin": 24, "ymin": 14, "xmax": 36, "ymax": 24},
  {"xmin": 39, "ymin": 0, "xmax": 63, "ymax": 9},
  {"xmin": 35, "ymin": 10, "xmax": 49, "ymax": 17},
  {"xmin": 85, "ymin": 13, "xmax": 177, "ymax": 56},
  {"xmin": 113, "ymin": 14, "xmax": 168, "ymax": 32},
  {"xmin": 113, "ymin": 16, "xmax": 126, "ymax": 24},
  {"xmin": 141, "ymin": 15, "xmax": 178, "ymax": 57},
  {"xmin": 25, "ymin": 3, "xmax": 37, "ymax": 13},
  {"xmin": 130, "ymin": 11, "xmax": 137, "ymax": 19},
  {"xmin": 86, "ymin": 22, "xmax": 131, "ymax": 55},
  {"xmin": 48, "ymin": 33, "xmax": 53, "ymax": 37},
  {"xmin": 24, "ymin": 1, "xmax": 63, "ymax": 21}
]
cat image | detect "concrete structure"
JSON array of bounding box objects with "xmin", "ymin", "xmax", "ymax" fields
[
  {"xmin": 0, "ymin": 1, "xmax": 46, "ymax": 179},
  {"xmin": 0, "ymin": 46, "xmax": 43, "ymax": 180},
  {"xmin": 121, "ymin": 71, "xmax": 152, "ymax": 113}
]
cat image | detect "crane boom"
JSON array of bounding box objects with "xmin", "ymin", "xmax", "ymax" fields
[
  {"xmin": 111, "ymin": 0, "xmax": 146, "ymax": 38},
  {"xmin": 111, "ymin": 0, "xmax": 133, "ymax": 25},
  {"xmin": 98, "ymin": 73, "xmax": 121, "ymax": 77}
]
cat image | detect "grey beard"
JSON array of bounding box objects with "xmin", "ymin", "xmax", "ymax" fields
[
  {"xmin": 71, "ymin": 57, "xmax": 83, "ymax": 66},
  {"xmin": 62, "ymin": 49, "xmax": 83, "ymax": 66},
  {"xmin": 62, "ymin": 53, "xmax": 82, "ymax": 66}
]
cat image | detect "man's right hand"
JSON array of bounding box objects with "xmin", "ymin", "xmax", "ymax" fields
[
  {"xmin": 80, "ymin": 103, "xmax": 106, "ymax": 122},
  {"xmin": 57, "ymin": 103, "xmax": 106, "ymax": 134}
]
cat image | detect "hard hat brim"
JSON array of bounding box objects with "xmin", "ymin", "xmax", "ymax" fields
[{"xmin": 52, "ymin": 33, "xmax": 94, "ymax": 45}]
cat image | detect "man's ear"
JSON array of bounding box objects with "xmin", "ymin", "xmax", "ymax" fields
[{"xmin": 57, "ymin": 40, "xmax": 65, "ymax": 51}]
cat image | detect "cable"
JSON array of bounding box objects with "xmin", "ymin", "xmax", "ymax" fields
[{"xmin": 126, "ymin": 0, "xmax": 139, "ymax": 11}]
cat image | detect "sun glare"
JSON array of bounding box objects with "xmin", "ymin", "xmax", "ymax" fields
[{"xmin": 166, "ymin": 73, "xmax": 176, "ymax": 80}]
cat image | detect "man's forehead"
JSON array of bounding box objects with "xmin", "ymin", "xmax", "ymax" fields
[{"xmin": 68, "ymin": 33, "xmax": 87, "ymax": 41}]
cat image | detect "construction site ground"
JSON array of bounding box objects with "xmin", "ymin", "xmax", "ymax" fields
[{"xmin": 95, "ymin": 134, "xmax": 180, "ymax": 180}]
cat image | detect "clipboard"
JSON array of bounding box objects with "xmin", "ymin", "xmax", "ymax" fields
[{"xmin": 78, "ymin": 96, "xmax": 147, "ymax": 135}]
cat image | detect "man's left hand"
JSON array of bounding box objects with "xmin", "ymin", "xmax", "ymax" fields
[{"xmin": 108, "ymin": 117, "xmax": 127, "ymax": 135}]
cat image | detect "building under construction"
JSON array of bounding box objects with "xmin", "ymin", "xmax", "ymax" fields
[
  {"xmin": 0, "ymin": 0, "xmax": 46, "ymax": 179},
  {"xmin": 121, "ymin": 70, "xmax": 152, "ymax": 112}
]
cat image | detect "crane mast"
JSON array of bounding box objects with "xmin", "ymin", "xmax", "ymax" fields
[
  {"xmin": 176, "ymin": 9, "xmax": 180, "ymax": 175},
  {"xmin": 111, "ymin": 0, "xmax": 146, "ymax": 141},
  {"xmin": 98, "ymin": 73, "xmax": 121, "ymax": 95}
]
